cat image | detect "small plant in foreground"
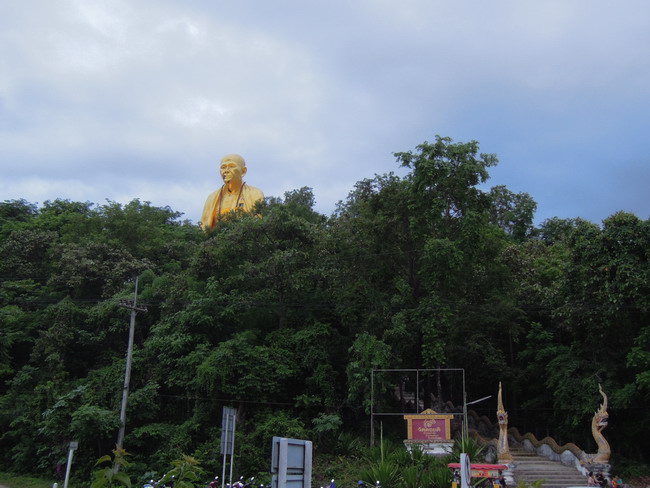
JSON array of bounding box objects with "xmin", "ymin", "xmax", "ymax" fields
[
  {"xmin": 158, "ymin": 455, "xmax": 204, "ymax": 488},
  {"xmin": 91, "ymin": 448, "xmax": 132, "ymax": 488}
]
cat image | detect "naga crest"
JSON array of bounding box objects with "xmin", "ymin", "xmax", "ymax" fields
[
  {"xmin": 593, "ymin": 384, "xmax": 609, "ymax": 431},
  {"xmin": 497, "ymin": 383, "xmax": 508, "ymax": 425},
  {"xmin": 496, "ymin": 381, "xmax": 512, "ymax": 462}
]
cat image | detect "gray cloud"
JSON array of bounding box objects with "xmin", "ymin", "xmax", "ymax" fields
[{"xmin": 1, "ymin": 0, "xmax": 649, "ymax": 223}]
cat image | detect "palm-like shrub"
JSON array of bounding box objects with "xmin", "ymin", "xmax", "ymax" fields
[
  {"xmin": 449, "ymin": 435, "xmax": 485, "ymax": 463},
  {"xmin": 359, "ymin": 441, "xmax": 455, "ymax": 488},
  {"xmin": 359, "ymin": 439, "xmax": 400, "ymax": 487}
]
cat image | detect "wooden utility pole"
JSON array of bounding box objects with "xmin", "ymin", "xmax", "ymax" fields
[{"xmin": 116, "ymin": 276, "xmax": 147, "ymax": 454}]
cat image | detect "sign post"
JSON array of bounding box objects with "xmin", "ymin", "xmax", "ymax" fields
[
  {"xmin": 460, "ymin": 453, "xmax": 471, "ymax": 488},
  {"xmin": 403, "ymin": 409, "xmax": 454, "ymax": 455},
  {"xmin": 63, "ymin": 441, "xmax": 78, "ymax": 488},
  {"xmin": 220, "ymin": 407, "xmax": 237, "ymax": 488},
  {"xmin": 271, "ymin": 437, "xmax": 312, "ymax": 488}
]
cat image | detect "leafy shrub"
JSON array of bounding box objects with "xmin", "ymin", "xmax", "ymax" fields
[{"xmin": 90, "ymin": 448, "xmax": 132, "ymax": 488}]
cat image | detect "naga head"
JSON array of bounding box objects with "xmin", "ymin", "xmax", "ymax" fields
[
  {"xmin": 497, "ymin": 382, "xmax": 508, "ymax": 425},
  {"xmin": 592, "ymin": 384, "xmax": 609, "ymax": 432},
  {"xmin": 591, "ymin": 384, "xmax": 611, "ymax": 463}
]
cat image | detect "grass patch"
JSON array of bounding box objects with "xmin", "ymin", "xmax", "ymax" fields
[{"xmin": 0, "ymin": 473, "xmax": 54, "ymax": 488}]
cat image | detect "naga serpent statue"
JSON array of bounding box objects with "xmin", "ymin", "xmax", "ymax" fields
[
  {"xmin": 497, "ymin": 382, "xmax": 513, "ymax": 462},
  {"xmin": 592, "ymin": 384, "xmax": 611, "ymax": 464}
]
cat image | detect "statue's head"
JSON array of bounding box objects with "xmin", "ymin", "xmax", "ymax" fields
[{"xmin": 220, "ymin": 154, "xmax": 247, "ymax": 184}]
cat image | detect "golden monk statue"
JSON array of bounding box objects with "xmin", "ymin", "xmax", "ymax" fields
[{"xmin": 201, "ymin": 154, "xmax": 264, "ymax": 229}]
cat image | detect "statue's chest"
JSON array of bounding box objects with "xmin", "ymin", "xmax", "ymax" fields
[{"xmin": 220, "ymin": 190, "xmax": 244, "ymax": 211}]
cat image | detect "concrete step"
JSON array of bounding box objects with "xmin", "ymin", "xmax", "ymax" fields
[
  {"xmin": 515, "ymin": 477, "xmax": 587, "ymax": 481},
  {"xmin": 509, "ymin": 449, "xmax": 587, "ymax": 488},
  {"xmin": 515, "ymin": 476, "xmax": 586, "ymax": 479},
  {"xmin": 513, "ymin": 471, "xmax": 578, "ymax": 474},
  {"xmin": 513, "ymin": 472, "xmax": 585, "ymax": 476},
  {"xmin": 538, "ymin": 485, "xmax": 589, "ymax": 488},
  {"xmin": 514, "ymin": 463, "xmax": 577, "ymax": 468}
]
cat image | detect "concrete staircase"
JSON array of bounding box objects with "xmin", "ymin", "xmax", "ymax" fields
[{"xmin": 510, "ymin": 448, "xmax": 589, "ymax": 488}]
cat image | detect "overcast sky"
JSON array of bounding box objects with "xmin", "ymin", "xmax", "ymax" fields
[{"xmin": 1, "ymin": 0, "xmax": 649, "ymax": 225}]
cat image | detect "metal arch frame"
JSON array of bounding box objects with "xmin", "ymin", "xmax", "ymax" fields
[{"xmin": 370, "ymin": 368, "xmax": 466, "ymax": 446}]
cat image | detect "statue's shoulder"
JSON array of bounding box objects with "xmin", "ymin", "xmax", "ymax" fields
[
  {"xmin": 244, "ymin": 184, "xmax": 264, "ymax": 199},
  {"xmin": 204, "ymin": 187, "xmax": 223, "ymax": 202}
]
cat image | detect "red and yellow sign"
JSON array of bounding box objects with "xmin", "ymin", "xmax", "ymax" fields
[{"xmin": 403, "ymin": 409, "xmax": 454, "ymax": 441}]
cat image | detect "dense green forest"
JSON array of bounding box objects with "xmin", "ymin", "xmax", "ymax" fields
[{"xmin": 1, "ymin": 136, "xmax": 649, "ymax": 483}]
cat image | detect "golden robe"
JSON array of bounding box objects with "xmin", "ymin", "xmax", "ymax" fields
[{"xmin": 201, "ymin": 183, "xmax": 264, "ymax": 229}]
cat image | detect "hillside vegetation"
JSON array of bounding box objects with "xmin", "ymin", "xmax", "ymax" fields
[{"xmin": 1, "ymin": 136, "xmax": 648, "ymax": 483}]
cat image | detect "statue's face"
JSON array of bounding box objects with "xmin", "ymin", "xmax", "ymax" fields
[{"xmin": 220, "ymin": 158, "xmax": 246, "ymax": 184}]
